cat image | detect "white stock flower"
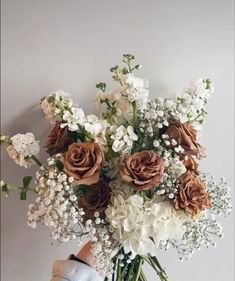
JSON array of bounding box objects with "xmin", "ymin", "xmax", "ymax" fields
[
  {"xmin": 41, "ymin": 90, "xmax": 74, "ymax": 122},
  {"xmin": 61, "ymin": 107, "xmax": 86, "ymax": 131},
  {"xmin": 6, "ymin": 145, "xmax": 32, "ymax": 168},
  {"xmin": 41, "ymin": 98, "xmax": 54, "ymax": 121},
  {"xmin": 188, "ymin": 78, "xmax": 213, "ymax": 100},
  {"xmin": 125, "ymin": 74, "xmax": 148, "ymax": 89},
  {"xmin": 50, "ymin": 90, "xmax": 72, "ymax": 103},
  {"xmin": 111, "ymin": 125, "xmax": 138, "ymax": 153},
  {"xmin": 124, "ymin": 74, "xmax": 150, "ymax": 109},
  {"xmin": 11, "ymin": 133, "xmax": 40, "ymax": 158},
  {"xmin": 85, "ymin": 115, "xmax": 104, "ymax": 135},
  {"xmin": 94, "ymin": 91, "xmax": 112, "ymax": 109},
  {"xmin": 6, "ymin": 133, "xmax": 40, "ymax": 168}
]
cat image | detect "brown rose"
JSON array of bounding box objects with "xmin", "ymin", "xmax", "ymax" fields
[
  {"xmin": 45, "ymin": 122, "xmax": 74, "ymax": 156},
  {"xmin": 78, "ymin": 179, "xmax": 111, "ymax": 219},
  {"xmin": 166, "ymin": 120, "xmax": 205, "ymax": 159},
  {"xmin": 63, "ymin": 142, "xmax": 104, "ymax": 185},
  {"xmin": 173, "ymin": 171, "xmax": 211, "ymax": 216},
  {"xmin": 181, "ymin": 155, "xmax": 199, "ymax": 172},
  {"xmin": 119, "ymin": 150, "xmax": 165, "ymax": 190}
]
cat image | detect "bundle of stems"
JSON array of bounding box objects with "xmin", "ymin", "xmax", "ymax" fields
[{"xmin": 105, "ymin": 255, "xmax": 169, "ymax": 281}]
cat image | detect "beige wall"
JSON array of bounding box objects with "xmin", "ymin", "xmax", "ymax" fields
[{"xmin": 1, "ymin": 0, "xmax": 234, "ymax": 280}]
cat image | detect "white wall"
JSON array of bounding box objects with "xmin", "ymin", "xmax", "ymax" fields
[{"xmin": 1, "ymin": 0, "xmax": 234, "ymax": 280}]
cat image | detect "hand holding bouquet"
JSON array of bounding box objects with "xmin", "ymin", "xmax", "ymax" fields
[{"xmin": 1, "ymin": 54, "xmax": 232, "ymax": 281}]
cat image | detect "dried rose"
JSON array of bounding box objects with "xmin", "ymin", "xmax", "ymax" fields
[
  {"xmin": 173, "ymin": 171, "xmax": 211, "ymax": 216},
  {"xmin": 119, "ymin": 150, "xmax": 165, "ymax": 190},
  {"xmin": 181, "ymin": 155, "xmax": 199, "ymax": 172},
  {"xmin": 45, "ymin": 122, "xmax": 74, "ymax": 156},
  {"xmin": 63, "ymin": 142, "xmax": 104, "ymax": 185},
  {"xmin": 78, "ymin": 179, "xmax": 111, "ymax": 219},
  {"xmin": 167, "ymin": 120, "xmax": 205, "ymax": 159}
]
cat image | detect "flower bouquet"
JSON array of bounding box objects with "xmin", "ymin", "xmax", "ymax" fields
[{"xmin": 1, "ymin": 54, "xmax": 232, "ymax": 281}]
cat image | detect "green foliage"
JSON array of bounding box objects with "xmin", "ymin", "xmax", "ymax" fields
[
  {"xmin": 1, "ymin": 181, "xmax": 11, "ymax": 197},
  {"xmin": 69, "ymin": 130, "xmax": 85, "ymax": 142},
  {"xmin": 0, "ymin": 134, "xmax": 12, "ymax": 145},
  {"xmin": 109, "ymin": 54, "xmax": 141, "ymax": 83},
  {"xmin": 96, "ymin": 82, "xmax": 107, "ymax": 92},
  {"xmin": 20, "ymin": 176, "xmax": 32, "ymax": 200},
  {"xmin": 55, "ymin": 159, "xmax": 64, "ymax": 171},
  {"xmin": 47, "ymin": 96, "xmax": 55, "ymax": 103},
  {"xmin": 74, "ymin": 184, "xmax": 88, "ymax": 198},
  {"xmin": 203, "ymin": 78, "xmax": 212, "ymax": 90}
]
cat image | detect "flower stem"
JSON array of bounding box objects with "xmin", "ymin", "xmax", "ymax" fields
[
  {"xmin": 117, "ymin": 259, "xmax": 121, "ymax": 280},
  {"xmin": 132, "ymin": 101, "xmax": 137, "ymax": 127},
  {"xmin": 140, "ymin": 269, "xmax": 148, "ymax": 281},
  {"xmin": 30, "ymin": 155, "xmax": 43, "ymax": 167},
  {"xmin": 133, "ymin": 256, "xmax": 143, "ymax": 281},
  {"xmin": 125, "ymin": 259, "xmax": 135, "ymax": 280},
  {"xmin": 143, "ymin": 255, "xmax": 169, "ymax": 281}
]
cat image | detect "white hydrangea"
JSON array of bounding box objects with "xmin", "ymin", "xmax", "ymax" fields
[
  {"xmin": 11, "ymin": 133, "xmax": 40, "ymax": 157},
  {"xmin": 111, "ymin": 125, "xmax": 138, "ymax": 153},
  {"xmin": 105, "ymin": 194, "xmax": 187, "ymax": 258},
  {"xmin": 124, "ymin": 74, "xmax": 150, "ymax": 109}
]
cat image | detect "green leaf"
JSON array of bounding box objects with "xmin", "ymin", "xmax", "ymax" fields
[
  {"xmin": 47, "ymin": 96, "xmax": 55, "ymax": 103},
  {"xmin": 55, "ymin": 160, "xmax": 64, "ymax": 171},
  {"xmin": 74, "ymin": 184, "xmax": 88, "ymax": 197},
  {"xmin": 1, "ymin": 183, "xmax": 10, "ymax": 197},
  {"xmin": 23, "ymin": 176, "xmax": 32, "ymax": 188},
  {"xmin": 122, "ymin": 67, "xmax": 129, "ymax": 75},
  {"xmin": 20, "ymin": 190, "xmax": 27, "ymax": 200},
  {"xmin": 0, "ymin": 134, "xmax": 12, "ymax": 145},
  {"xmin": 110, "ymin": 65, "xmax": 119, "ymax": 73},
  {"xmin": 69, "ymin": 131, "xmax": 85, "ymax": 142},
  {"xmin": 96, "ymin": 82, "xmax": 107, "ymax": 92}
]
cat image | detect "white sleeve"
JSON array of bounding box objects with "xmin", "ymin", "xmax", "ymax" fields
[{"xmin": 50, "ymin": 260, "xmax": 103, "ymax": 281}]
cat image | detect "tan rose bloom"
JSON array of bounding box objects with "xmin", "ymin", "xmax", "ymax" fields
[
  {"xmin": 173, "ymin": 171, "xmax": 211, "ymax": 216},
  {"xmin": 78, "ymin": 179, "xmax": 111, "ymax": 219},
  {"xmin": 119, "ymin": 150, "xmax": 165, "ymax": 190},
  {"xmin": 167, "ymin": 120, "xmax": 205, "ymax": 159},
  {"xmin": 45, "ymin": 122, "xmax": 74, "ymax": 156},
  {"xmin": 63, "ymin": 142, "xmax": 104, "ymax": 185},
  {"xmin": 181, "ymin": 155, "xmax": 199, "ymax": 172}
]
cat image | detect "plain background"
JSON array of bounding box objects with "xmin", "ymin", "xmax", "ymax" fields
[{"xmin": 1, "ymin": 0, "xmax": 234, "ymax": 280}]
